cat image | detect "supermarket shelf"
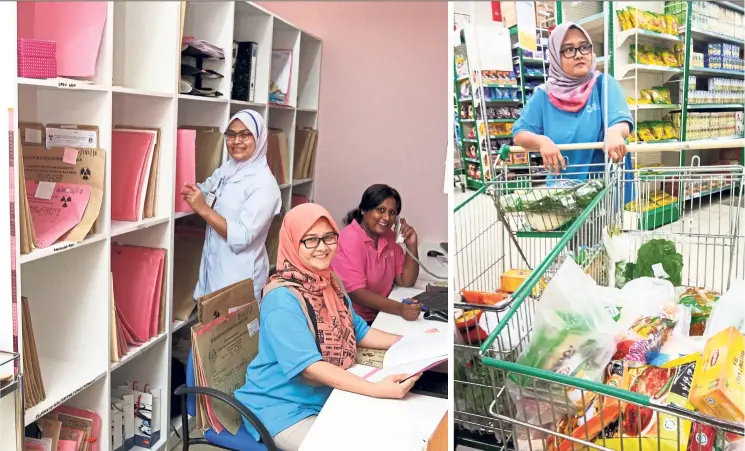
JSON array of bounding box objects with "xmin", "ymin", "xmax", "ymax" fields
[
  {"xmin": 686, "ymin": 103, "xmax": 745, "ymax": 110},
  {"xmin": 687, "ymin": 134, "xmax": 744, "ymax": 142},
  {"xmin": 687, "ymin": 27, "xmax": 745, "ymax": 45},
  {"xmin": 617, "ymin": 29, "xmax": 682, "ymax": 46},
  {"xmin": 629, "ymin": 104, "xmax": 681, "ymax": 111},
  {"xmin": 513, "ymin": 56, "xmax": 549, "ymax": 66},
  {"xmin": 577, "ymin": 13, "xmax": 604, "ymax": 37},
  {"xmin": 684, "ymin": 184, "xmax": 735, "ymax": 202},
  {"xmin": 688, "ymin": 66, "xmax": 744, "ymax": 78},
  {"xmin": 596, "ymin": 56, "xmax": 605, "ymax": 70},
  {"xmin": 713, "ymin": 0, "xmax": 745, "ymax": 13},
  {"xmin": 619, "ymin": 64, "xmax": 682, "ymax": 77}
]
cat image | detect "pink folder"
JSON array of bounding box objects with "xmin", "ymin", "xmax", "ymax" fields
[
  {"xmin": 111, "ymin": 130, "xmax": 156, "ymax": 221},
  {"xmin": 175, "ymin": 129, "xmax": 196, "ymax": 213},
  {"xmin": 53, "ymin": 405, "xmax": 101, "ymax": 451},
  {"xmin": 17, "ymin": 2, "xmax": 107, "ymax": 79},
  {"xmin": 111, "ymin": 244, "xmax": 165, "ymax": 342},
  {"xmin": 26, "ymin": 181, "xmax": 91, "ymax": 248}
]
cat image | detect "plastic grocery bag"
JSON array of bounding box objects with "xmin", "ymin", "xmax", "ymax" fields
[
  {"xmin": 703, "ymin": 278, "xmax": 745, "ymax": 340},
  {"xmin": 507, "ymin": 258, "xmax": 622, "ymax": 424}
]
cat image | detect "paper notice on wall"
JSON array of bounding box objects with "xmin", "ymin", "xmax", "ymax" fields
[
  {"xmin": 25, "ymin": 180, "xmax": 91, "ymax": 248},
  {"xmin": 463, "ymin": 25, "xmax": 513, "ymax": 72},
  {"xmin": 516, "ymin": 1, "xmax": 537, "ymax": 54}
]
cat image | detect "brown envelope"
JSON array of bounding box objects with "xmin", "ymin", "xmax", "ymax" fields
[{"xmin": 181, "ymin": 126, "xmax": 224, "ymax": 184}]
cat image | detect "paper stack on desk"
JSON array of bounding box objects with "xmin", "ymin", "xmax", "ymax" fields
[{"xmin": 363, "ymin": 332, "xmax": 448, "ymax": 382}]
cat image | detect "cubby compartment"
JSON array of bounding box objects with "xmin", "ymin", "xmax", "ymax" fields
[
  {"xmin": 233, "ymin": 3, "xmax": 274, "ymax": 105},
  {"xmin": 112, "ymin": 92, "xmax": 177, "ymax": 232},
  {"xmin": 271, "ymin": 19, "xmax": 301, "ymax": 107},
  {"xmin": 17, "ymin": 2, "xmax": 113, "ymax": 88},
  {"xmin": 20, "ymin": 240, "xmax": 109, "ymax": 424},
  {"xmin": 297, "ymin": 32, "xmax": 322, "ymax": 111},
  {"xmin": 113, "ymin": 1, "xmax": 181, "ymax": 94}
]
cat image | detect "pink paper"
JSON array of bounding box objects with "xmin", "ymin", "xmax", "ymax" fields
[
  {"xmin": 62, "ymin": 147, "xmax": 78, "ymax": 164},
  {"xmin": 17, "ymin": 2, "xmax": 107, "ymax": 78},
  {"xmin": 175, "ymin": 129, "xmax": 196, "ymax": 213},
  {"xmin": 26, "ymin": 181, "xmax": 91, "ymax": 248},
  {"xmin": 56, "ymin": 440, "xmax": 77, "ymax": 451}
]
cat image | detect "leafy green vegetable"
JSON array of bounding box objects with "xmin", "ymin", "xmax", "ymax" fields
[
  {"xmin": 615, "ymin": 261, "xmax": 636, "ymax": 288},
  {"xmin": 632, "ymin": 239, "xmax": 684, "ymax": 286}
]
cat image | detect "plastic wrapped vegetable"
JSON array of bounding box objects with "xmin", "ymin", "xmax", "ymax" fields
[
  {"xmin": 632, "ymin": 239, "xmax": 684, "ymax": 286},
  {"xmin": 573, "ymin": 179, "xmax": 604, "ymax": 208}
]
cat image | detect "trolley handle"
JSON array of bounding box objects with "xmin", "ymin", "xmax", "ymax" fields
[{"xmin": 497, "ymin": 137, "xmax": 745, "ymax": 160}]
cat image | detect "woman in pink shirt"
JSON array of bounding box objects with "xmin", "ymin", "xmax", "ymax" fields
[{"xmin": 330, "ymin": 184, "xmax": 422, "ymax": 324}]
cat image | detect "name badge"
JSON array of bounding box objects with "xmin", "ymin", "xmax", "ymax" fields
[{"xmin": 205, "ymin": 192, "xmax": 217, "ymax": 208}]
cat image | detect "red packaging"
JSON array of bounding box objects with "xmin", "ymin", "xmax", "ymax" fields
[{"xmin": 687, "ymin": 423, "xmax": 715, "ymax": 451}]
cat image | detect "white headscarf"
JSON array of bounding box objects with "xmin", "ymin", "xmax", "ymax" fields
[{"xmin": 221, "ymin": 109, "xmax": 269, "ymax": 181}]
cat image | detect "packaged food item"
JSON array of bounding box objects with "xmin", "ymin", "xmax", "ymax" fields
[
  {"xmin": 638, "ymin": 123, "xmax": 655, "ymax": 141},
  {"xmin": 665, "ymin": 15, "xmax": 679, "ymax": 36},
  {"xmin": 689, "ymin": 326, "xmax": 745, "ymax": 422},
  {"xmin": 617, "ymin": 10, "xmax": 631, "ymax": 31},
  {"xmin": 651, "ymin": 122, "xmax": 666, "ymax": 140},
  {"xmin": 677, "ymin": 287, "xmax": 721, "ymax": 336},
  {"xmin": 624, "ymin": 7, "xmax": 638, "ymax": 28},
  {"xmin": 687, "ymin": 423, "xmax": 716, "ymax": 451},
  {"xmin": 629, "ymin": 44, "xmax": 639, "ymax": 63},
  {"xmin": 614, "ymin": 303, "xmax": 682, "ymax": 364},
  {"xmin": 653, "ymin": 87, "xmax": 672, "ymax": 104},
  {"xmin": 662, "ymin": 123, "xmax": 676, "ymax": 140},
  {"xmin": 660, "ymin": 48, "xmax": 679, "ymax": 67},
  {"xmin": 648, "ymin": 12, "xmax": 666, "ymax": 33},
  {"xmin": 598, "ymin": 355, "xmax": 697, "ymax": 451}
]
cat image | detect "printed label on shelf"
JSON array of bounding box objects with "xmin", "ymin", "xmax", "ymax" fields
[
  {"xmin": 62, "ymin": 147, "xmax": 79, "ymax": 165},
  {"xmin": 46, "ymin": 128, "xmax": 97, "ymax": 149},
  {"xmin": 56, "ymin": 80, "xmax": 78, "ymax": 90},
  {"xmin": 247, "ymin": 318, "xmax": 259, "ymax": 337},
  {"xmin": 25, "ymin": 128, "xmax": 42, "ymax": 144},
  {"xmin": 34, "ymin": 181, "xmax": 56, "ymax": 200}
]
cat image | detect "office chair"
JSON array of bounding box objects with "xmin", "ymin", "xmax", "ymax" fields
[{"xmin": 173, "ymin": 350, "xmax": 280, "ymax": 451}]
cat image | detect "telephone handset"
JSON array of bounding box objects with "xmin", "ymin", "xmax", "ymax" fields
[{"xmin": 394, "ymin": 217, "xmax": 404, "ymax": 244}]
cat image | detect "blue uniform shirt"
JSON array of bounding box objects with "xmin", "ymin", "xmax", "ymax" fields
[
  {"xmin": 513, "ymin": 74, "xmax": 635, "ymax": 202},
  {"xmin": 234, "ymin": 286, "xmax": 371, "ymax": 440}
]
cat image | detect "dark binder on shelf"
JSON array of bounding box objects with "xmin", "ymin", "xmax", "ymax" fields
[{"xmin": 231, "ymin": 41, "xmax": 257, "ymax": 102}]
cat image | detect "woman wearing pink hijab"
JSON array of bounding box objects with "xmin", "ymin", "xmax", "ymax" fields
[
  {"xmin": 234, "ymin": 203, "xmax": 422, "ymax": 450},
  {"xmin": 512, "ymin": 22, "xmax": 635, "ymax": 201}
]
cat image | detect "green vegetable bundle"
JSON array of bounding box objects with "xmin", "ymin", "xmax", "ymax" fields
[{"xmin": 615, "ymin": 239, "xmax": 684, "ymax": 288}]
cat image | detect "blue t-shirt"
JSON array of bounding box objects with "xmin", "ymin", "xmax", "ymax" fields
[
  {"xmin": 513, "ymin": 74, "xmax": 635, "ymax": 201},
  {"xmin": 234, "ymin": 286, "xmax": 371, "ymax": 441}
]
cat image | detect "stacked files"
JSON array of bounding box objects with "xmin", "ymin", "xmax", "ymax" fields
[
  {"xmin": 293, "ymin": 128, "xmax": 318, "ymax": 180},
  {"xmin": 26, "ymin": 404, "xmax": 102, "ymax": 451},
  {"xmin": 267, "ymin": 129, "xmax": 290, "ymax": 185},
  {"xmin": 21, "ymin": 297, "xmax": 46, "ymax": 409},
  {"xmin": 18, "ymin": 123, "xmax": 105, "ymax": 254},
  {"xmin": 175, "ymin": 129, "xmax": 196, "ymax": 213},
  {"xmin": 191, "ymin": 280, "xmax": 259, "ymax": 434},
  {"xmin": 110, "ymin": 244, "xmax": 167, "ymax": 362},
  {"xmin": 179, "ymin": 126, "xmax": 225, "ymax": 184},
  {"xmin": 362, "ymin": 332, "xmax": 449, "ymax": 382},
  {"xmin": 172, "ymin": 224, "xmax": 205, "ymax": 321},
  {"xmin": 111, "ymin": 128, "xmax": 161, "ymax": 222},
  {"xmin": 265, "ymin": 213, "xmax": 284, "ymax": 266},
  {"xmin": 111, "ymin": 381, "xmax": 161, "ymax": 450}
]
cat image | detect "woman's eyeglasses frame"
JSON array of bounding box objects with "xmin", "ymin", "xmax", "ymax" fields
[{"xmin": 300, "ymin": 233, "xmax": 339, "ymax": 249}]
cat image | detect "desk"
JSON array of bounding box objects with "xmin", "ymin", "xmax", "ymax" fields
[{"xmin": 299, "ymin": 279, "xmax": 449, "ymax": 451}]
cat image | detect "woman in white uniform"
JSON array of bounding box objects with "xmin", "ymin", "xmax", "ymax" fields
[{"xmin": 182, "ymin": 109, "xmax": 282, "ymax": 301}]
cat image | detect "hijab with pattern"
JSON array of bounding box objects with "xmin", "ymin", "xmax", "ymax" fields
[
  {"xmin": 538, "ymin": 22, "xmax": 600, "ymax": 113},
  {"xmin": 263, "ymin": 203, "xmax": 357, "ymax": 370},
  {"xmin": 220, "ymin": 109, "xmax": 269, "ymax": 181}
]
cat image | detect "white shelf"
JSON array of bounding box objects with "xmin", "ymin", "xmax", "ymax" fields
[
  {"xmin": 619, "ymin": 64, "xmax": 682, "ymax": 76},
  {"xmin": 617, "ymin": 28, "xmax": 682, "ymax": 46},
  {"xmin": 629, "ymin": 104, "xmax": 681, "ymax": 111},
  {"xmin": 3, "ymin": 2, "xmax": 322, "ymax": 450}
]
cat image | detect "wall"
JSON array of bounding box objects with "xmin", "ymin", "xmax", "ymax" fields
[{"xmin": 258, "ymin": 1, "xmax": 448, "ymax": 241}]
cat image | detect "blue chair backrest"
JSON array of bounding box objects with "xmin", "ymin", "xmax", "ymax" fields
[{"xmin": 185, "ymin": 350, "xmax": 197, "ymax": 417}]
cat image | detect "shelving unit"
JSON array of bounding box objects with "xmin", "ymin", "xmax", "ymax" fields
[{"xmin": 0, "ymin": 2, "xmax": 321, "ymax": 451}]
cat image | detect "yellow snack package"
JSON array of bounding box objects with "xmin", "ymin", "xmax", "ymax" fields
[
  {"xmin": 654, "ymin": 86, "xmax": 672, "ymax": 104},
  {"xmin": 640, "ymin": 11, "xmax": 657, "ymax": 31},
  {"xmin": 626, "ymin": 7, "xmax": 640, "ymax": 28},
  {"xmin": 664, "ymin": 14, "xmax": 679, "ymax": 35},
  {"xmin": 616, "ymin": 10, "xmax": 631, "ymax": 31},
  {"xmin": 689, "ymin": 326, "xmax": 745, "ymax": 423},
  {"xmin": 648, "ymin": 48, "xmax": 664, "ymax": 65},
  {"xmin": 638, "ymin": 124, "xmax": 655, "ymax": 141},
  {"xmin": 662, "ymin": 122, "xmax": 676, "ymax": 139},
  {"xmin": 659, "ymin": 48, "xmax": 679, "ymax": 67},
  {"xmin": 638, "ymin": 90, "xmax": 653, "ymax": 104},
  {"xmin": 638, "ymin": 46, "xmax": 653, "ymax": 65},
  {"xmin": 651, "ymin": 122, "xmax": 666, "ymax": 140}
]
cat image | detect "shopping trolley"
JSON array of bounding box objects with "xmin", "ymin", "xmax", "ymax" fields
[
  {"xmin": 471, "ymin": 138, "xmax": 745, "ymax": 451},
  {"xmin": 453, "ymin": 153, "xmax": 617, "ymax": 448}
]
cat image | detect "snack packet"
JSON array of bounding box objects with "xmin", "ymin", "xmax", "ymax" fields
[
  {"xmin": 677, "ymin": 286, "xmax": 720, "ymax": 336},
  {"xmin": 614, "ymin": 303, "xmax": 682, "ymax": 364},
  {"xmin": 638, "ymin": 124, "xmax": 655, "ymax": 141},
  {"xmin": 660, "ymin": 48, "xmax": 679, "ymax": 67}
]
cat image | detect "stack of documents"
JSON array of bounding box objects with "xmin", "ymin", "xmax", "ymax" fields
[
  {"xmin": 110, "ymin": 244, "xmax": 167, "ymax": 361},
  {"xmin": 111, "ymin": 381, "xmax": 161, "ymax": 450},
  {"xmin": 21, "ymin": 297, "xmax": 45, "ymax": 409},
  {"xmin": 27, "ymin": 404, "xmax": 102, "ymax": 451},
  {"xmin": 182, "ymin": 37, "xmax": 225, "ymax": 60},
  {"xmin": 363, "ymin": 332, "xmax": 449, "ymax": 382},
  {"xmin": 267, "ymin": 129, "xmax": 290, "ymax": 185},
  {"xmin": 293, "ymin": 128, "xmax": 318, "ymax": 180},
  {"xmin": 175, "ymin": 129, "xmax": 196, "ymax": 213},
  {"xmin": 191, "ymin": 279, "xmax": 259, "ymax": 434},
  {"xmin": 18, "ymin": 123, "xmax": 105, "ymax": 254},
  {"xmin": 179, "ymin": 126, "xmax": 225, "ymax": 184},
  {"xmin": 264, "ymin": 213, "xmax": 284, "ymax": 267},
  {"xmin": 111, "ymin": 127, "xmax": 161, "ymax": 222},
  {"xmin": 172, "ymin": 224, "xmax": 205, "ymax": 322}
]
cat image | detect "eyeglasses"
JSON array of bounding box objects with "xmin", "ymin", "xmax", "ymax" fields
[
  {"xmin": 560, "ymin": 43, "xmax": 593, "ymax": 58},
  {"xmin": 300, "ymin": 233, "xmax": 339, "ymax": 249},
  {"xmin": 224, "ymin": 131, "xmax": 254, "ymax": 143}
]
